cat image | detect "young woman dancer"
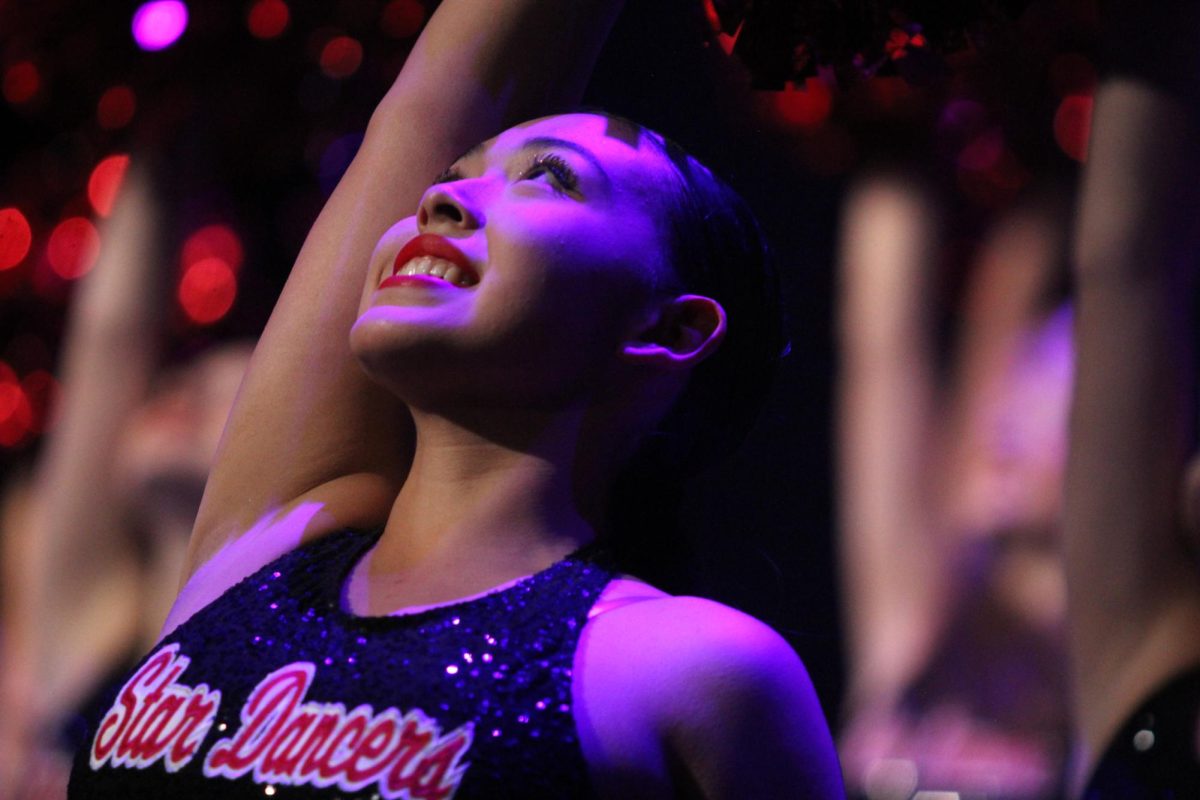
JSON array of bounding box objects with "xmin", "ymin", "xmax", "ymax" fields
[
  {"xmin": 1065, "ymin": 3, "xmax": 1200, "ymax": 796},
  {"xmin": 66, "ymin": 1, "xmax": 842, "ymax": 797}
]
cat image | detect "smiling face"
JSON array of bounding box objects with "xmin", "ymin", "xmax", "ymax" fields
[{"xmin": 351, "ymin": 113, "xmax": 683, "ymax": 410}]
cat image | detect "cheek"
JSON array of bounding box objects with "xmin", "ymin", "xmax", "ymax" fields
[
  {"xmin": 490, "ymin": 212, "xmax": 661, "ymax": 311},
  {"xmin": 485, "ymin": 244, "xmax": 650, "ymax": 358}
]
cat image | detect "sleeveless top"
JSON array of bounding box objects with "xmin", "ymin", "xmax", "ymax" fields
[
  {"xmin": 1083, "ymin": 664, "xmax": 1200, "ymax": 799},
  {"xmin": 68, "ymin": 528, "xmax": 615, "ymax": 799}
]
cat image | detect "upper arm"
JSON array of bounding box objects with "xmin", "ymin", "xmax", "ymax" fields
[
  {"xmin": 576, "ymin": 597, "xmax": 843, "ymax": 800},
  {"xmin": 835, "ymin": 175, "xmax": 946, "ymax": 707},
  {"xmin": 1066, "ymin": 77, "xmax": 1200, "ymax": 758},
  {"xmin": 657, "ymin": 603, "xmax": 844, "ymax": 800}
]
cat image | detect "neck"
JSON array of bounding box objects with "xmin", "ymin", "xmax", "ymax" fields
[{"xmin": 354, "ymin": 405, "xmax": 605, "ymax": 614}]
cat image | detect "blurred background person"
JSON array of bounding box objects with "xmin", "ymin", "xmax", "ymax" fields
[
  {"xmin": 0, "ymin": 165, "xmax": 250, "ymax": 800},
  {"xmin": 836, "ymin": 169, "xmax": 1074, "ymax": 798}
]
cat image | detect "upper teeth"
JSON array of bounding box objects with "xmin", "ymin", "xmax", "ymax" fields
[{"xmin": 392, "ymin": 255, "xmax": 476, "ymax": 286}]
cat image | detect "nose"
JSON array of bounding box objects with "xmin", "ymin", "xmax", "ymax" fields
[{"xmin": 417, "ymin": 182, "xmax": 485, "ymax": 232}]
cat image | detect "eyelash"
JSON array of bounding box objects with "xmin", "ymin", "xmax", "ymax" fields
[
  {"xmin": 431, "ymin": 153, "xmax": 580, "ymax": 193},
  {"xmin": 521, "ymin": 154, "xmax": 579, "ymax": 193}
]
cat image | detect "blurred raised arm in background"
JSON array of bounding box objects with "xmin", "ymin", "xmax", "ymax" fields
[
  {"xmin": 1065, "ymin": 3, "xmax": 1200, "ymax": 795},
  {"xmin": 0, "ymin": 166, "xmax": 249, "ymax": 800}
]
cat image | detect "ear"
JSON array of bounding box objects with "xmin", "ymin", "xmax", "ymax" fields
[{"xmin": 621, "ymin": 294, "xmax": 726, "ymax": 369}]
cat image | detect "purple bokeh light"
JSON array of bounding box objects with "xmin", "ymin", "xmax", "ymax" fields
[{"xmin": 132, "ymin": 1, "xmax": 189, "ymax": 52}]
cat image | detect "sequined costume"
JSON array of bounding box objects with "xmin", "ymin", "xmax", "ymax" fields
[
  {"xmin": 1082, "ymin": 666, "xmax": 1200, "ymax": 799},
  {"xmin": 68, "ymin": 528, "xmax": 614, "ymax": 799}
]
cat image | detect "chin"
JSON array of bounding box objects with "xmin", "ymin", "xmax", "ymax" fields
[
  {"xmin": 351, "ymin": 301, "xmax": 468, "ymax": 356},
  {"xmin": 351, "ymin": 314, "xmax": 439, "ymax": 393},
  {"xmin": 349, "ymin": 310, "xmax": 504, "ymax": 409}
]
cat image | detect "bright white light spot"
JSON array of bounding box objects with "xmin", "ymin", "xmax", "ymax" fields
[{"xmin": 132, "ymin": 1, "xmax": 189, "ymax": 51}]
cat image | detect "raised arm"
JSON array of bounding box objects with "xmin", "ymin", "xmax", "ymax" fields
[
  {"xmin": 23, "ymin": 166, "xmax": 161, "ymax": 711},
  {"xmin": 188, "ymin": 0, "xmax": 626, "ymax": 576},
  {"xmin": 835, "ymin": 172, "xmax": 945, "ymax": 713},
  {"xmin": 0, "ymin": 166, "xmax": 161, "ymax": 797},
  {"xmin": 1065, "ymin": 6, "xmax": 1200, "ymax": 778}
]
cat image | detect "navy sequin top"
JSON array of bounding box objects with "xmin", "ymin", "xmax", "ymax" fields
[{"xmin": 68, "ymin": 528, "xmax": 614, "ymax": 799}]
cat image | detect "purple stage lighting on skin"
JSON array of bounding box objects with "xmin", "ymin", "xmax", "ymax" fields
[{"xmin": 132, "ymin": 1, "xmax": 189, "ymax": 51}]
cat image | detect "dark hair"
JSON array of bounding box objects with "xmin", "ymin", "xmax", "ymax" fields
[{"xmin": 598, "ymin": 114, "xmax": 785, "ymax": 583}]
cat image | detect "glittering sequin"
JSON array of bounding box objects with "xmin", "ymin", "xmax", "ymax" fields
[{"xmin": 69, "ymin": 528, "xmax": 613, "ymax": 799}]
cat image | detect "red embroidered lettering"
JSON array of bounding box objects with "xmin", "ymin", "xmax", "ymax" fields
[
  {"xmin": 91, "ymin": 650, "xmax": 472, "ymax": 797},
  {"xmin": 203, "ymin": 664, "xmax": 473, "ymax": 798},
  {"xmin": 385, "ymin": 720, "xmax": 438, "ymax": 787},
  {"xmin": 388, "ymin": 728, "xmax": 473, "ymax": 800},
  {"xmin": 205, "ymin": 662, "xmax": 311, "ymax": 776},
  {"xmin": 88, "ymin": 644, "xmax": 222, "ymax": 774},
  {"xmin": 258, "ymin": 709, "xmax": 318, "ymax": 775},
  {"xmin": 343, "ymin": 716, "xmax": 399, "ymax": 784},
  {"xmin": 296, "ymin": 711, "xmax": 341, "ymax": 775},
  {"xmin": 169, "ymin": 691, "xmax": 221, "ymax": 768},
  {"xmin": 315, "ymin": 710, "xmax": 370, "ymax": 779}
]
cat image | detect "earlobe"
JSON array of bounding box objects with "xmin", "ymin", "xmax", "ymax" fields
[{"xmin": 621, "ymin": 294, "xmax": 727, "ymax": 369}]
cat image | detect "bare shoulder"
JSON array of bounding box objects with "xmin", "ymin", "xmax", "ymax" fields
[
  {"xmin": 588, "ymin": 587, "xmax": 800, "ymax": 676},
  {"xmin": 575, "ymin": 581, "xmax": 844, "ymax": 799}
]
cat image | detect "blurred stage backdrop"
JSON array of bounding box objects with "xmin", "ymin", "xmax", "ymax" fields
[{"xmin": 0, "ymin": 0, "xmax": 1099, "ymax": 722}]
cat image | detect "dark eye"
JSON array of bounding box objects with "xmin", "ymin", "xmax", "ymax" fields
[{"xmin": 521, "ymin": 154, "xmax": 579, "ymax": 194}]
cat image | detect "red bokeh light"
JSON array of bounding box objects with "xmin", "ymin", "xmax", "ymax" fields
[
  {"xmin": 248, "ymin": 0, "xmax": 290, "ymax": 39},
  {"xmin": 178, "ymin": 257, "xmax": 238, "ymax": 325},
  {"xmin": 3, "ymin": 61, "xmax": 40, "ymax": 105},
  {"xmin": 88, "ymin": 154, "xmax": 131, "ymax": 217},
  {"xmin": 771, "ymin": 78, "xmax": 833, "ymax": 131},
  {"xmin": 380, "ymin": 0, "xmax": 425, "ymax": 39},
  {"xmin": 0, "ymin": 363, "xmax": 33, "ymax": 448},
  {"xmin": 1055, "ymin": 93, "xmax": 1094, "ymax": 163},
  {"xmin": 182, "ymin": 224, "xmax": 244, "ymax": 271},
  {"xmin": 0, "ymin": 361, "xmax": 17, "ymax": 398},
  {"xmin": 861, "ymin": 77, "xmax": 915, "ymax": 115},
  {"xmin": 0, "ymin": 208, "xmax": 34, "ymax": 271},
  {"xmin": 319, "ymin": 35, "xmax": 364, "ymax": 79},
  {"xmin": 98, "ymin": 85, "xmax": 137, "ymax": 129},
  {"xmin": 701, "ymin": 0, "xmax": 721, "ymax": 34},
  {"xmin": 885, "ymin": 28, "xmax": 925, "ymax": 61},
  {"xmin": 957, "ymin": 128, "xmax": 1005, "ymax": 172},
  {"xmin": 958, "ymin": 148, "xmax": 1030, "ymax": 209},
  {"xmin": 47, "ymin": 217, "xmax": 102, "ymax": 280}
]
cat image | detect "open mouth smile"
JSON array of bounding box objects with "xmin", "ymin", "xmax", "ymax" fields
[{"xmin": 380, "ymin": 234, "xmax": 479, "ymax": 290}]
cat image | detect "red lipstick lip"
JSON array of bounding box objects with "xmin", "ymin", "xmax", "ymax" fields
[
  {"xmin": 379, "ymin": 273, "xmax": 453, "ymax": 290},
  {"xmin": 388, "ymin": 234, "xmax": 478, "ymax": 284}
]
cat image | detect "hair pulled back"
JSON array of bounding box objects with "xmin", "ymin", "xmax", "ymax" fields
[{"xmin": 600, "ymin": 114, "xmax": 785, "ymax": 584}]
